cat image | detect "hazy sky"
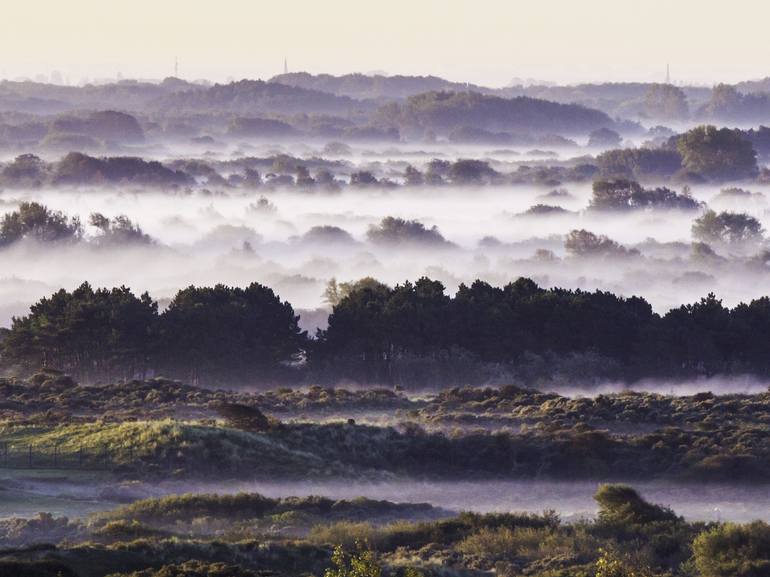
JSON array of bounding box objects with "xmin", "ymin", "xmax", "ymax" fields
[{"xmin": 2, "ymin": 0, "xmax": 769, "ymax": 86}]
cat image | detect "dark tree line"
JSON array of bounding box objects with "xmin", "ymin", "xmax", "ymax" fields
[
  {"xmin": 313, "ymin": 277, "xmax": 770, "ymax": 384},
  {"xmin": 1, "ymin": 282, "xmax": 305, "ymax": 385},
  {"xmin": 5, "ymin": 278, "xmax": 770, "ymax": 386}
]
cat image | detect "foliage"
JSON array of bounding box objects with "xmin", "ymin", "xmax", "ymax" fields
[
  {"xmin": 324, "ymin": 544, "xmax": 382, "ymax": 577},
  {"xmin": 644, "ymin": 84, "xmax": 689, "ymax": 121},
  {"xmin": 6, "ymin": 481, "xmax": 770, "ymax": 577},
  {"xmin": 595, "ymin": 548, "xmax": 652, "ymax": 577},
  {"xmin": 565, "ymin": 229, "xmax": 636, "ymax": 257},
  {"xmin": 215, "ymin": 403, "xmax": 274, "ymax": 432},
  {"xmin": 596, "ymin": 148, "xmax": 683, "ymax": 180},
  {"xmin": 588, "ymin": 128, "xmax": 622, "ymax": 148},
  {"xmin": 3, "ymin": 282, "xmax": 157, "ymax": 381},
  {"xmin": 692, "ymin": 521, "xmax": 770, "ymax": 577},
  {"xmin": 2, "ymin": 282, "xmax": 305, "ymax": 385},
  {"xmin": 366, "ymin": 217, "xmax": 451, "ymax": 247},
  {"xmin": 0, "ymin": 201, "xmax": 82, "ymax": 246},
  {"xmin": 700, "ymin": 84, "xmax": 770, "ymax": 124},
  {"xmin": 589, "ymin": 178, "xmax": 700, "ymax": 211},
  {"xmin": 0, "ymin": 154, "xmax": 49, "ymax": 187},
  {"xmin": 448, "ymin": 159, "xmax": 499, "ymax": 184},
  {"xmin": 53, "ymin": 152, "xmax": 190, "ymax": 186},
  {"xmin": 594, "ymin": 485, "xmax": 679, "ymax": 525},
  {"xmin": 676, "ymin": 125, "xmax": 758, "ymax": 181},
  {"xmin": 11, "ymin": 276, "xmax": 770, "ymax": 386},
  {"xmin": 226, "ymin": 116, "xmax": 295, "ymax": 137},
  {"xmin": 457, "ymin": 526, "xmax": 558, "ymax": 560},
  {"xmin": 310, "ymin": 522, "xmax": 377, "ymax": 549},
  {"xmin": 378, "ymin": 90, "xmax": 613, "ymax": 135},
  {"xmin": 691, "ymin": 210, "xmax": 764, "ymax": 245},
  {"xmin": 90, "ymin": 213, "xmax": 153, "ymax": 245},
  {"xmin": 50, "ymin": 110, "xmax": 144, "ymax": 144},
  {"xmin": 159, "ymin": 283, "xmax": 306, "ymax": 385},
  {"xmin": 315, "ymin": 276, "xmax": 770, "ymax": 383}
]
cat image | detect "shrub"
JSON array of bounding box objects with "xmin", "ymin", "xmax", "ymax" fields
[
  {"xmin": 324, "ymin": 544, "xmax": 381, "ymax": 577},
  {"xmin": 457, "ymin": 526, "xmax": 554, "ymax": 560},
  {"xmin": 309, "ymin": 522, "xmax": 376, "ymax": 548},
  {"xmin": 594, "ymin": 485, "xmax": 679, "ymax": 525},
  {"xmin": 692, "ymin": 521, "xmax": 770, "ymax": 577}
]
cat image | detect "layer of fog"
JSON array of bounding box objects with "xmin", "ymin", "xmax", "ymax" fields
[
  {"xmin": 1, "ymin": 170, "xmax": 770, "ymax": 328},
  {"xmin": 540, "ymin": 375, "xmax": 770, "ymax": 397},
  {"xmin": 4, "ymin": 476, "xmax": 770, "ymax": 524}
]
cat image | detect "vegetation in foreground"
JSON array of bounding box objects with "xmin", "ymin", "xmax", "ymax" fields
[
  {"xmin": 4, "ymin": 371, "xmax": 770, "ymax": 482},
  {"xmin": 2, "ymin": 485, "xmax": 770, "ymax": 577}
]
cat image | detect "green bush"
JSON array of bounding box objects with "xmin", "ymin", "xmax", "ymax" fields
[
  {"xmin": 692, "ymin": 521, "xmax": 770, "ymax": 577},
  {"xmin": 457, "ymin": 526, "xmax": 554, "ymax": 560},
  {"xmin": 595, "ymin": 484, "xmax": 679, "ymax": 525},
  {"xmin": 309, "ymin": 522, "xmax": 376, "ymax": 548},
  {"xmin": 324, "ymin": 544, "xmax": 382, "ymax": 577}
]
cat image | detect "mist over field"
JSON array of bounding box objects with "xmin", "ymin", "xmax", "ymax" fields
[
  {"xmin": 1, "ymin": 172, "xmax": 770, "ymax": 332},
  {"xmin": 7, "ymin": 3, "xmax": 770, "ymax": 574}
]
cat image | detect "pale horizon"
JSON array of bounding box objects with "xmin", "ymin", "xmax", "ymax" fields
[{"xmin": 3, "ymin": 0, "xmax": 770, "ymax": 87}]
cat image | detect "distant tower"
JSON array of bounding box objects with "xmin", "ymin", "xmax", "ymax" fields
[
  {"xmin": 174, "ymin": 57, "xmax": 179, "ymax": 78},
  {"xmin": 665, "ymin": 63, "xmax": 670, "ymax": 84},
  {"xmin": 284, "ymin": 57, "xmax": 288, "ymax": 75}
]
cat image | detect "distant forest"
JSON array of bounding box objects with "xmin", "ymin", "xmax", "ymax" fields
[
  {"xmin": 4, "ymin": 72, "xmax": 770, "ymax": 152},
  {"xmin": 1, "ymin": 122, "xmax": 768, "ymax": 190},
  {"xmin": 4, "ymin": 277, "xmax": 770, "ymax": 387}
]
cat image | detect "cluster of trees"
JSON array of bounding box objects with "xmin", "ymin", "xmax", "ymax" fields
[
  {"xmin": 675, "ymin": 125, "xmax": 758, "ymax": 181},
  {"xmin": 376, "ymin": 90, "xmax": 614, "ymax": 137},
  {"xmin": 587, "ymin": 127, "xmax": 622, "ymax": 148},
  {"xmin": 270, "ymin": 71, "xmax": 482, "ymax": 100},
  {"xmin": 447, "ymin": 125, "xmax": 579, "ymax": 147},
  {"xmin": 47, "ymin": 110, "xmax": 144, "ymax": 145},
  {"xmin": 10, "ymin": 277, "xmax": 770, "ymax": 386},
  {"xmin": 564, "ymin": 229, "xmax": 638, "ymax": 258},
  {"xmin": 596, "ymin": 147, "xmax": 683, "ymax": 180},
  {"xmin": 699, "ymin": 83, "xmax": 770, "ymax": 124},
  {"xmin": 0, "ymin": 202, "xmax": 82, "ymax": 247},
  {"xmin": 0, "ymin": 123, "xmax": 761, "ymax": 194},
  {"xmin": 597, "ymin": 126, "xmax": 758, "ymax": 183},
  {"xmin": 0, "ymin": 153, "xmax": 190, "ymax": 188},
  {"xmin": 0, "ymin": 202, "xmax": 149, "ymax": 248},
  {"xmin": 246, "ymin": 123, "xmax": 766, "ymax": 188},
  {"xmin": 0, "ymin": 110, "xmax": 145, "ymax": 151},
  {"xmin": 1, "ymin": 282, "xmax": 306, "ymax": 384},
  {"xmin": 589, "ymin": 178, "xmax": 701, "ymax": 211},
  {"xmin": 226, "ymin": 117, "xmax": 296, "ymax": 138},
  {"xmin": 692, "ymin": 210, "xmax": 764, "ymax": 245},
  {"xmin": 53, "ymin": 152, "xmax": 191, "ymax": 186},
  {"xmin": 366, "ymin": 217, "xmax": 452, "ymax": 247},
  {"xmin": 89, "ymin": 213, "xmax": 153, "ymax": 246},
  {"xmin": 643, "ymin": 83, "xmax": 689, "ymax": 120},
  {"xmin": 154, "ymin": 79, "xmax": 365, "ymax": 116},
  {"xmin": 314, "ymin": 277, "xmax": 770, "ymax": 384}
]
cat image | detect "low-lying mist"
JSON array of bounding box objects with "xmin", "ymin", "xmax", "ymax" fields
[
  {"xmin": 0, "ymin": 179, "xmax": 769, "ymax": 330},
  {"xmin": 538, "ymin": 374, "xmax": 770, "ymax": 397},
  {"xmin": 5, "ymin": 476, "xmax": 770, "ymax": 524}
]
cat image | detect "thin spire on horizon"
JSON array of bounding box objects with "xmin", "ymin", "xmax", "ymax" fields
[
  {"xmin": 284, "ymin": 57, "xmax": 288, "ymax": 75},
  {"xmin": 666, "ymin": 63, "xmax": 670, "ymax": 84}
]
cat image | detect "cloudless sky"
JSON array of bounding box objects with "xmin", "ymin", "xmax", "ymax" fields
[{"xmin": 2, "ymin": 0, "xmax": 769, "ymax": 86}]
